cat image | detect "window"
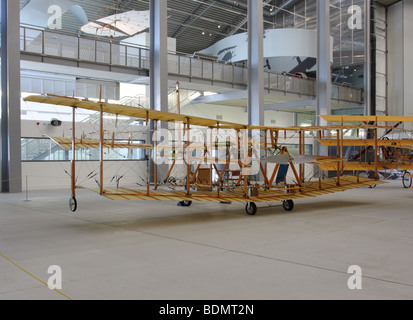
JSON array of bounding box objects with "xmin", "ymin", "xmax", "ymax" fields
[{"xmin": 21, "ymin": 138, "xmax": 146, "ymax": 161}]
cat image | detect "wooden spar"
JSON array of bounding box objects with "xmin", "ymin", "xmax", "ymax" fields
[
  {"xmin": 71, "ymin": 107, "xmax": 76, "ymax": 198},
  {"xmin": 299, "ymin": 130, "xmax": 304, "ymax": 183},
  {"xmin": 164, "ymin": 158, "xmax": 176, "ymax": 183},
  {"xmin": 235, "ymin": 129, "xmax": 242, "ymax": 186},
  {"xmin": 146, "ymin": 178, "xmax": 150, "ymax": 196},
  {"xmin": 99, "ymin": 103, "xmax": 104, "ymax": 195},
  {"xmin": 244, "ymin": 126, "xmax": 249, "ymax": 197},
  {"xmin": 298, "ymin": 131, "xmax": 302, "ymax": 183},
  {"xmin": 268, "ymin": 163, "xmax": 280, "ymax": 190},
  {"xmin": 336, "ymin": 129, "xmax": 340, "ymax": 186},
  {"xmin": 186, "ymin": 118, "xmax": 191, "ymax": 196},
  {"xmin": 269, "ymin": 130, "xmax": 274, "ymax": 148},
  {"xmin": 302, "ymin": 131, "xmax": 304, "ymax": 179},
  {"xmin": 270, "ymin": 130, "xmax": 278, "ymax": 148},
  {"xmin": 111, "ymin": 132, "xmax": 115, "ymax": 148},
  {"xmin": 209, "ymin": 126, "xmax": 213, "ymax": 191},
  {"xmin": 264, "ymin": 130, "xmax": 268, "ymax": 183},
  {"xmin": 374, "ymin": 127, "xmax": 378, "ymax": 179},
  {"xmin": 154, "ymin": 120, "xmax": 158, "ymax": 190},
  {"xmin": 340, "ymin": 128, "xmax": 344, "ymax": 174},
  {"xmin": 289, "ymin": 161, "xmax": 302, "ymax": 188},
  {"xmin": 268, "ymin": 147, "xmax": 285, "ymax": 189},
  {"xmin": 244, "ymin": 173, "xmax": 248, "ymax": 198}
]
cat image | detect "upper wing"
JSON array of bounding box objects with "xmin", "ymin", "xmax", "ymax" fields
[
  {"xmin": 320, "ymin": 115, "xmax": 413, "ymax": 123},
  {"xmin": 24, "ymin": 95, "xmax": 384, "ymax": 132}
]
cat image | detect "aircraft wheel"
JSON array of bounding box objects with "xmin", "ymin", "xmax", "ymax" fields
[
  {"xmin": 69, "ymin": 196, "xmax": 77, "ymax": 212},
  {"xmin": 183, "ymin": 200, "xmax": 192, "ymax": 207},
  {"xmin": 282, "ymin": 200, "xmax": 294, "ymax": 211},
  {"xmin": 403, "ymin": 172, "xmax": 412, "ymax": 188},
  {"xmin": 245, "ymin": 202, "xmax": 257, "ymax": 215},
  {"xmin": 177, "ymin": 200, "xmax": 192, "ymax": 207}
]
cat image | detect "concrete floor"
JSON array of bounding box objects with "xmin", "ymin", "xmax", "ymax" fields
[{"xmin": 1, "ymin": 181, "xmax": 413, "ymax": 300}]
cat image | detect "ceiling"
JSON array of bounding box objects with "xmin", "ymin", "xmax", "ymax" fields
[
  {"xmin": 20, "ymin": 0, "xmax": 298, "ymax": 54},
  {"xmin": 375, "ymin": 0, "xmax": 401, "ymax": 7}
]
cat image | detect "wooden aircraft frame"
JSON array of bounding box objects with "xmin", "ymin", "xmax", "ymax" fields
[
  {"xmin": 24, "ymin": 95, "xmax": 384, "ymax": 215},
  {"xmin": 317, "ymin": 115, "xmax": 413, "ymax": 188}
]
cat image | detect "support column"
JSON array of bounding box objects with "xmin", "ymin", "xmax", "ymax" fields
[
  {"xmin": 316, "ymin": 0, "xmax": 331, "ymax": 126},
  {"xmin": 149, "ymin": 0, "xmax": 168, "ymax": 185},
  {"xmin": 1, "ymin": 0, "xmax": 22, "ymax": 193},
  {"xmin": 315, "ymin": 0, "xmax": 331, "ymax": 178},
  {"xmin": 247, "ymin": 0, "xmax": 264, "ymax": 183},
  {"xmin": 364, "ymin": 0, "xmax": 372, "ymax": 116},
  {"xmin": 247, "ymin": 0, "xmax": 264, "ymax": 127},
  {"xmin": 150, "ymin": 0, "xmax": 168, "ymax": 112}
]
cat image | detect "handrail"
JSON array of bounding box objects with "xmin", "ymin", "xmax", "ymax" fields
[{"xmin": 19, "ymin": 25, "xmax": 363, "ymax": 104}]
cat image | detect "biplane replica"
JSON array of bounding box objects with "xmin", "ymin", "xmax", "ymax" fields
[
  {"xmin": 317, "ymin": 115, "xmax": 413, "ymax": 188},
  {"xmin": 24, "ymin": 94, "xmax": 386, "ymax": 215}
]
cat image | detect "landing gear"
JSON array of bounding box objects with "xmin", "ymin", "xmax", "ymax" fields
[
  {"xmin": 282, "ymin": 200, "xmax": 294, "ymax": 211},
  {"xmin": 245, "ymin": 202, "xmax": 257, "ymax": 215},
  {"xmin": 69, "ymin": 196, "xmax": 77, "ymax": 212},
  {"xmin": 364, "ymin": 170, "xmax": 377, "ymax": 188},
  {"xmin": 177, "ymin": 200, "xmax": 192, "ymax": 207},
  {"xmin": 403, "ymin": 171, "xmax": 412, "ymax": 188}
]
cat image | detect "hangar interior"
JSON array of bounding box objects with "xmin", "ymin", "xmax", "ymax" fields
[{"xmin": 1, "ymin": 0, "xmax": 413, "ymax": 300}]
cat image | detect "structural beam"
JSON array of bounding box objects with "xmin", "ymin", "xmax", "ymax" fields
[
  {"xmin": 149, "ymin": 0, "xmax": 168, "ymax": 185},
  {"xmin": 316, "ymin": 0, "xmax": 331, "ymax": 126},
  {"xmin": 1, "ymin": 0, "xmax": 22, "ymax": 193},
  {"xmin": 315, "ymin": 0, "xmax": 331, "ymax": 176},
  {"xmin": 247, "ymin": 0, "xmax": 264, "ymax": 127},
  {"xmin": 150, "ymin": 0, "xmax": 168, "ymax": 112}
]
